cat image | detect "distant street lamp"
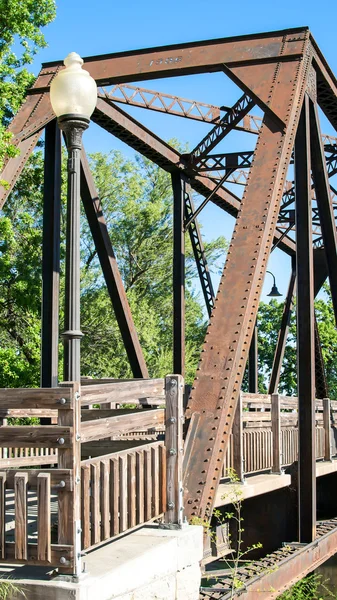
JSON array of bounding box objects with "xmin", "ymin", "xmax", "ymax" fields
[
  {"xmin": 50, "ymin": 52, "xmax": 97, "ymax": 381},
  {"xmin": 266, "ymin": 270, "xmax": 282, "ymax": 297}
]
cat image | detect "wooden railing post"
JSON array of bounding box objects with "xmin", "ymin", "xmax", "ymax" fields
[
  {"xmin": 58, "ymin": 381, "xmax": 81, "ymax": 576},
  {"xmin": 271, "ymin": 393, "xmax": 282, "ymax": 474},
  {"xmin": 162, "ymin": 374, "xmax": 184, "ymax": 528},
  {"xmin": 232, "ymin": 391, "xmax": 244, "ymax": 482},
  {"xmin": 323, "ymin": 397, "xmax": 332, "ymax": 462}
]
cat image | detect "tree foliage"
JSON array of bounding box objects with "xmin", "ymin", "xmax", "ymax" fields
[
  {"xmin": 257, "ymin": 285, "xmax": 337, "ymax": 399},
  {"xmin": 0, "ymin": 147, "xmax": 227, "ymax": 386},
  {"xmin": 0, "ymin": 0, "xmax": 56, "ymax": 181}
]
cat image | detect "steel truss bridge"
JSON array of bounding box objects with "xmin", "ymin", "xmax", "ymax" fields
[{"xmin": 2, "ymin": 26, "xmax": 337, "ymax": 598}]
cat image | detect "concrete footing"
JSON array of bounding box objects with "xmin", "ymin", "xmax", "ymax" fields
[{"xmin": 0, "ymin": 524, "xmax": 203, "ymax": 600}]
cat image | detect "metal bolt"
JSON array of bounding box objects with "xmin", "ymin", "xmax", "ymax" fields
[
  {"xmin": 58, "ymin": 480, "xmax": 66, "ymax": 488},
  {"xmin": 77, "ymin": 527, "xmax": 82, "ymax": 534},
  {"xmin": 75, "ymin": 434, "xmax": 81, "ymax": 441},
  {"xmin": 169, "ymin": 448, "xmax": 176, "ymax": 456},
  {"xmin": 75, "ymin": 392, "xmax": 81, "ymax": 401},
  {"xmin": 167, "ymin": 501, "xmax": 175, "ymax": 509},
  {"xmin": 75, "ymin": 476, "xmax": 80, "ymax": 485},
  {"xmin": 58, "ymin": 437, "xmax": 65, "ymax": 445},
  {"xmin": 60, "ymin": 556, "xmax": 67, "ymax": 565},
  {"xmin": 59, "ymin": 398, "xmax": 67, "ymax": 405},
  {"xmin": 169, "ymin": 417, "xmax": 176, "ymax": 424}
]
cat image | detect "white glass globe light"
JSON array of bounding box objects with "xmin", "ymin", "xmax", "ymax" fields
[{"xmin": 50, "ymin": 52, "xmax": 97, "ymax": 119}]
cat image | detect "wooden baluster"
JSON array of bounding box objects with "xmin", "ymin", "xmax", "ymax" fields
[
  {"xmin": 0, "ymin": 472, "xmax": 6, "ymax": 559},
  {"xmin": 81, "ymin": 465, "xmax": 90, "ymax": 549},
  {"xmin": 101, "ymin": 460, "xmax": 110, "ymax": 540},
  {"xmin": 232, "ymin": 391, "xmax": 244, "ymax": 482},
  {"xmin": 127, "ymin": 453, "xmax": 136, "ymax": 529},
  {"xmin": 90, "ymin": 463, "xmax": 100, "ymax": 545},
  {"xmin": 323, "ymin": 397, "xmax": 332, "ymax": 461},
  {"xmin": 143, "ymin": 448, "xmax": 152, "ymax": 522},
  {"xmin": 119, "ymin": 455, "xmax": 128, "ymax": 532},
  {"xmin": 271, "ymin": 393, "xmax": 282, "ymax": 474},
  {"xmin": 14, "ymin": 472, "xmax": 28, "ymax": 560},
  {"xmin": 162, "ymin": 374, "xmax": 184, "ymax": 527},
  {"xmin": 37, "ymin": 473, "xmax": 51, "ymax": 562},
  {"xmin": 136, "ymin": 450, "xmax": 144, "ymax": 525},
  {"xmin": 110, "ymin": 457, "xmax": 119, "ymax": 535},
  {"xmin": 151, "ymin": 446, "xmax": 159, "ymax": 517}
]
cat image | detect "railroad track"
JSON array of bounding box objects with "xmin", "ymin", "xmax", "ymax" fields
[{"xmin": 200, "ymin": 518, "xmax": 337, "ymax": 599}]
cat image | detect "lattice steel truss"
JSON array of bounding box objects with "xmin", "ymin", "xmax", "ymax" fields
[{"xmin": 1, "ymin": 27, "xmax": 337, "ymax": 545}]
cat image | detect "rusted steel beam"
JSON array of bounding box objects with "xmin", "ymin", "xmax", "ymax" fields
[
  {"xmin": 190, "ymin": 94, "xmax": 255, "ymax": 162},
  {"xmin": 295, "ymin": 94, "xmax": 316, "ymax": 543},
  {"xmin": 80, "ymin": 149, "xmax": 149, "ymax": 378},
  {"xmin": 310, "ymin": 99, "xmax": 337, "ymax": 326},
  {"xmin": 184, "ymin": 41, "xmax": 311, "ymax": 521},
  {"xmin": 0, "ymin": 66, "xmax": 59, "ymax": 208},
  {"xmin": 184, "ymin": 193, "xmax": 215, "ymax": 317},
  {"xmin": 40, "ymin": 28, "xmax": 308, "ymax": 86},
  {"xmin": 41, "ymin": 120, "xmax": 61, "ymax": 389},
  {"xmin": 172, "ymin": 172, "xmax": 187, "ymax": 376}
]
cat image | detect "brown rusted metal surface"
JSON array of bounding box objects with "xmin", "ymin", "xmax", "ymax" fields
[
  {"xmin": 40, "ymin": 28, "xmax": 308, "ymax": 85},
  {"xmin": 183, "ymin": 35, "xmax": 312, "ymax": 521}
]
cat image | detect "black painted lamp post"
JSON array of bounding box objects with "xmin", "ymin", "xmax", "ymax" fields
[
  {"xmin": 50, "ymin": 53, "xmax": 97, "ymax": 382},
  {"xmin": 266, "ymin": 270, "xmax": 282, "ymax": 297}
]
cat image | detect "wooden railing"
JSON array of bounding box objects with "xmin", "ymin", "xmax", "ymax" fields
[
  {"xmin": 222, "ymin": 392, "xmax": 337, "ymax": 480},
  {"xmin": 0, "ymin": 375, "xmax": 184, "ymax": 575}
]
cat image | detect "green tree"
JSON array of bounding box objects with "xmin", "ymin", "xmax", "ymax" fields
[
  {"xmin": 0, "ymin": 0, "xmax": 56, "ymax": 182},
  {"xmin": 0, "ymin": 148, "xmax": 227, "ymax": 386},
  {"xmin": 256, "ymin": 285, "xmax": 337, "ymax": 399}
]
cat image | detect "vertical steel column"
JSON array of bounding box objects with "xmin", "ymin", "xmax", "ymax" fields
[
  {"xmin": 41, "ymin": 120, "xmax": 61, "ymax": 388},
  {"xmin": 248, "ymin": 323, "xmax": 258, "ymax": 393},
  {"xmin": 268, "ymin": 259, "xmax": 296, "ymax": 394},
  {"xmin": 295, "ymin": 94, "xmax": 316, "ymax": 543},
  {"xmin": 172, "ymin": 172, "xmax": 187, "ymax": 377}
]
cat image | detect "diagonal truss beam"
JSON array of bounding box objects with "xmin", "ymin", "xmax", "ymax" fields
[
  {"xmin": 80, "ymin": 149, "xmax": 149, "ymax": 378},
  {"xmin": 190, "ymin": 94, "xmax": 255, "ymax": 162},
  {"xmin": 185, "ymin": 192, "xmax": 215, "ymax": 317},
  {"xmin": 183, "ymin": 42, "xmax": 311, "ymax": 520},
  {"xmin": 310, "ymin": 99, "xmax": 337, "ymax": 325}
]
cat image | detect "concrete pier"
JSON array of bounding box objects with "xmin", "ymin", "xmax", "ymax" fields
[{"xmin": 0, "ymin": 524, "xmax": 203, "ymax": 600}]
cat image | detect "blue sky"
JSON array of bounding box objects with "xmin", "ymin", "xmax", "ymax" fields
[{"xmin": 29, "ymin": 0, "xmax": 337, "ymax": 304}]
